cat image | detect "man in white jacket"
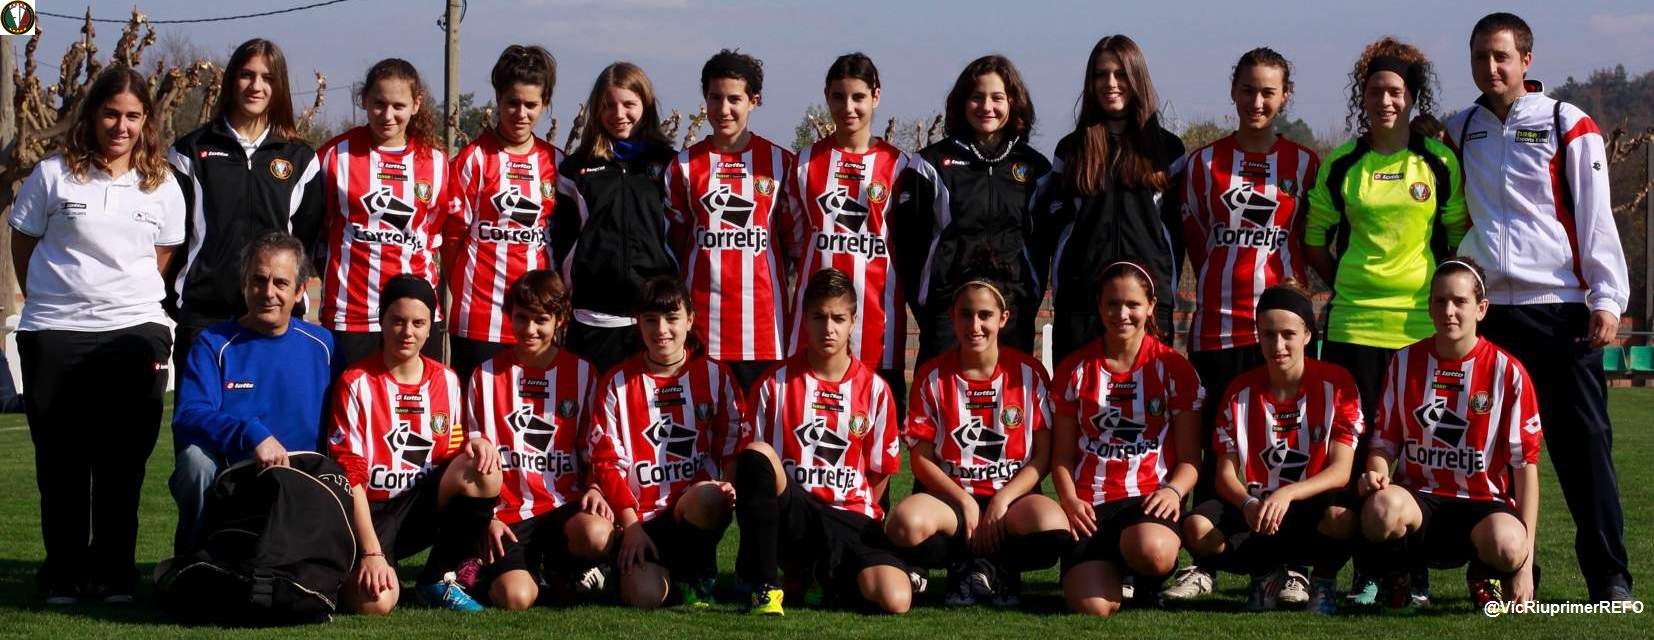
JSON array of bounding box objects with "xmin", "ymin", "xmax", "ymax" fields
[{"xmin": 1445, "ymin": 12, "xmax": 1632, "ymax": 602}]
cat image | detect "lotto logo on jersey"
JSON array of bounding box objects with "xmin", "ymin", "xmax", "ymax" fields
[
  {"xmin": 1403, "ymin": 398, "xmax": 1486, "ymax": 472},
  {"xmin": 634, "ymin": 417, "xmax": 703, "ymax": 487},
  {"xmin": 813, "ymin": 186, "xmax": 888, "ymax": 258},
  {"xmin": 1259, "ymin": 440, "xmax": 1310, "ymax": 482},
  {"xmin": 695, "ymin": 185, "xmax": 770, "ymax": 252},
  {"xmin": 499, "ymin": 406, "xmax": 576, "ymax": 474},
  {"xmin": 1212, "ymin": 183, "xmax": 1289, "ymax": 251},
  {"xmin": 1084, "ymin": 407, "xmax": 1156, "ymax": 459},
  {"xmin": 352, "ymin": 185, "xmax": 424, "ymax": 248},
  {"xmin": 796, "ymin": 417, "xmax": 849, "ymax": 465},
  {"xmin": 476, "ymin": 185, "xmax": 549, "ymax": 245}
]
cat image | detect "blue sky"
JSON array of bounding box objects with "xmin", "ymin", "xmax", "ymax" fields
[{"xmin": 18, "ymin": 0, "xmax": 1654, "ymax": 152}]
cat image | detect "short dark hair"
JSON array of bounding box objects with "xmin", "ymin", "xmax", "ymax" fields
[
  {"xmin": 490, "ymin": 44, "xmax": 557, "ymax": 103},
  {"xmin": 1471, "ymin": 12, "xmax": 1533, "ymax": 55},
  {"xmin": 633, "ymin": 276, "xmax": 691, "ymax": 317},
  {"xmin": 824, "ymin": 52, "xmax": 879, "ymax": 90},
  {"xmin": 944, "ymin": 54, "xmax": 1035, "ymax": 141},
  {"xmin": 240, "ymin": 231, "xmax": 309, "ymax": 284},
  {"xmin": 801, "ymin": 268, "xmax": 857, "ymax": 314},
  {"xmin": 504, "ymin": 270, "xmax": 571, "ymax": 325},
  {"xmin": 700, "ymin": 49, "xmax": 763, "ymax": 97}
]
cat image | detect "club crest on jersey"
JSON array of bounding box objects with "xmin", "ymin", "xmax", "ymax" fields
[
  {"xmin": 540, "ymin": 179, "xmax": 555, "ymax": 200},
  {"xmin": 385, "ymin": 420, "xmax": 435, "ymax": 470},
  {"xmin": 415, "ymin": 181, "xmax": 434, "ymax": 203},
  {"xmin": 796, "ymin": 417, "xmax": 850, "ymax": 465},
  {"xmin": 269, "ymin": 158, "xmax": 293, "ymax": 181},
  {"xmin": 695, "ymin": 402, "xmax": 714, "ymax": 421},
  {"xmin": 431, "ymin": 412, "xmax": 450, "ymax": 435},
  {"xmin": 1260, "ymin": 440, "xmax": 1310, "ymax": 482},
  {"xmin": 642, "ymin": 416, "xmax": 699, "ymax": 460},
  {"xmin": 866, "ymin": 181, "xmax": 888, "ymax": 204},
  {"xmin": 1471, "ymin": 391, "xmax": 1493, "ymax": 415},
  {"xmin": 1001, "ymin": 405, "xmax": 1023, "ymax": 428},
  {"xmin": 1147, "ymin": 398, "xmax": 1166, "ymax": 417},
  {"xmin": 1409, "ymin": 182, "xmax": 1431, "ymax": 202},
  {"xmin": 754, "ymin": 176, "xmax": 776, "ymax": 196},
  {"xmin": 849, "ymin": 412, "xmax": 871, "ymax": 437},
  {"xmin": 1009, "ymin": 162, "xmax": 1030, "ymax": 183},
  {"xmin": 556, "ymin": 399, "xmax": 578, "ymax": 419},
  {"xmin": 1279, "ymin": 178, "xmax": 1297, "ymax": 196},
  {"xmin": 951, "ymin": 416, "xmax": 1006, "ymax": 462},
  {"xmin": 1413, "ymin": 397, "xmax": 1469, "ymax": 447}
]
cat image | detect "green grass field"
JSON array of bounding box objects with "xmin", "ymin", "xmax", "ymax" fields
[{"xmin": 1, "ymin": 390, "xmax": 1649, "ymax": 638}]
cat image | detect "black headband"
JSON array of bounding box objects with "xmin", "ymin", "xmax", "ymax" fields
[
  {"xmin": 1365, "ymin": 55, "xmax": 1418, "ymax": 96},
  {"xmin": 1256, "ymin": 287, "xmax": 1317, "ymax": 338},
  {"xmin": 379, "ymin": 275, "xmax": 437, "ymax": 321}
]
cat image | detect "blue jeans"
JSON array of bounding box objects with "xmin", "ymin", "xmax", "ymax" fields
[{"xmin": 169, "ymin": 444, "xmax": 224, "ymax": 557}]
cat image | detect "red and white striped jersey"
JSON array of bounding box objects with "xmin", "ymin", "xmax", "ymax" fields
[
  {"xmin": 1180, "ymin": 134, "xmax": 1317, "ymax": 351},
  {"xmin": 466, "ymin": 349, "xmax": 598, "ymax": 524},
  {"xmin": 1215, "ymin": 359, "xmax": 1362, "ymax": 495},
  {"xmin": 1371, "ymin": 338, "xmax": 1542, "ymax": 507},
  {"xmin": 906, "ymin": 348, "xmax": 1051, "ymax": 497},
  {"xmin": 664, "ymin": 135, "xmax": 800, "ymax": 362},
  {"xmin": 317, "ymin": 127, "xmax": 449, "ymax": 332},
  {"xmin": 445, "ymin": 131, "xmax": 563, "ymax": 343},
  {"xmin": 588, "ymin": 356, "xmax": 744, "ymax": 521},
  {"xmin": 739, "ymin": 356, "xmax": 900, "ymax": 518},
  {"xmin": 327, "ymin": 355, "xmax": 465, "ymax": 502},
  {"xmin": 785, "ymin": 139, "xmax": 909, "ymax": 368},
  {"xmin": 1053, "ymin": 336, "xmax": 1203, "ymax": 505}
]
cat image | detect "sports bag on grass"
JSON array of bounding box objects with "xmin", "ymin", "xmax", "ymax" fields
[{"xmin": 157, "ymin": 451, "xmax": 356, "ymax": 626}]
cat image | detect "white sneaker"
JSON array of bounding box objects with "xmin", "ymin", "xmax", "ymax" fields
[
  {"xmin": 1277, "ymin": 569, "xmax": 1311, "ymax": 606},
  {"xmin": 1161, "ymin": 566, "xmax": 1215, "ymax": 600},
  {"xmin": 1120, "ymin": 575, "xmax": 1136, "ymax": 601},
  {"xmin": 907, "ymin": 570, "xmax": 929, "ymax": 594},
  {"xmin": 573, "ymin": 565, "xmax": 611, "ymax": 595}
]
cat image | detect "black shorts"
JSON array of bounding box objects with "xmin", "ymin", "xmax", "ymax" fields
[
  {"xmin": 483, "ymin": 502, "xmax": 585, "ymax": 580},
  {"xmin": 1410, "ymin": 491, "xmax": 1519, "ymax": 569},
  {"xmin": 774, "ymin": 482, "xmax": 906, "ymax": 594},
  {"xmin": 563, "ymin": 321, "xmax": 641, "ymax": 378},
  {"xmin": 1060, "ymin": 496, "xmax": 1178, "ymax": 574},
  {"xmin": 1186, "ymin": 493, "xmax": 1334, "ymax": 572},
  {"xmin": 365, "ymin": 460, "xmax": 449, "ymax": 564},
  {"xmin": 638, "ymin": 511, "xmax": 726, "ymax": 576}
]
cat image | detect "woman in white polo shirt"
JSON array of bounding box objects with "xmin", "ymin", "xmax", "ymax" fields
[{"xmin": 9, "ymin": 66, "xmax": 185, "ymax": 605}]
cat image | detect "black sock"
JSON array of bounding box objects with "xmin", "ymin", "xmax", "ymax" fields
[
  {"xmin": 900, "ymin": 533, "xmax": 954, "ymax": 569},
  {"xmin": 995, "ymin": 529, "xmax": 1073, "ymax": 573},
  {"xmin": 734, "ymin": 450, "xmax": 781, "ymax": 587},
  {"xmin": 420, "ymin": 494, "xmax": 496, "ymax": 584}
]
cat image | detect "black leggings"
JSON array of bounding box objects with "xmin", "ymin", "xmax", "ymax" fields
[{"xmin": 19, "ymin": 323, "xmax": 171, "ymax": 592}]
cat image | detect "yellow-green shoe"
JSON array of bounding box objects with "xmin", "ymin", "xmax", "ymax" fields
[{"xmin": 749, "ymin": 586, "xmax": 785, "ymax": 616}]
